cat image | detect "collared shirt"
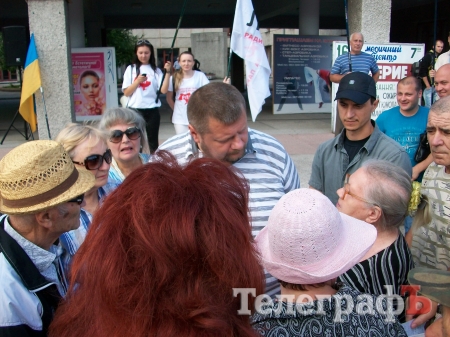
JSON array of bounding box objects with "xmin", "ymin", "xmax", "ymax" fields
[
  {"xmin": 309, "ymin": 120, "xmax": 412, "ymax": 205},
  {"xmin": 3, "ymin": 215, "xmax": 67, "ymax": 296},
  {"xmin": 411, "ymin": 163, "xmax": 450, "ymax": 270},
  {"xmin": 108, "ymin": 153, "xmax": 150, "ymax": 184},
  {"xmin": 59, "ymin": 182, "xmax": 119, "ymax": 275},
  {"xmin": 157, "ymin": 128, "xmax": 300, "ymax": 298},
  {"xmin": 157, "ymin": 128, "xmax": 300, "ymax": 237}
]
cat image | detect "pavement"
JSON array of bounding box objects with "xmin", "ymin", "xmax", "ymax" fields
[{"xmin": 0, "ymin": 88, "xmax": 335, "ymax": 187}]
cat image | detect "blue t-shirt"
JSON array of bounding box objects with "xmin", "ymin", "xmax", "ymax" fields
[{"xmin": 376, "ymin": 105, "xmax": 429, "ymax": 168}]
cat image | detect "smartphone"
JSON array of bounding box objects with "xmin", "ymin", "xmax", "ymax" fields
[{"xmin": 141, "ymin": 73, "xmax": 147, "ymax": 77}]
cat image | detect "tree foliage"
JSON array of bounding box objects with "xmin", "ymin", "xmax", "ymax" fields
[
  {"xmin": 106, "ymin": 29, "xmax": 142, "ymax": 67},
  {"xmin": 0, "ymin": 34, "xmax": 16, "ymax": 72}
]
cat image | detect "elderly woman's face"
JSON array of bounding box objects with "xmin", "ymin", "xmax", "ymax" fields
[
  {"xmin": 107, "ymin": 123, "xmax": 141, "ymax": 164},
  {"xmin": 335, "ymin": 168, "xmax": 374, "ymax": 223},
  {"xmin": 71, "ymin": 138, "xmax": 110, "ymax": 189}
]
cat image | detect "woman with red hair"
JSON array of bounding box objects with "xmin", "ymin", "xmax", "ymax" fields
[{"xmin": 49, "ymin": 152, "xmax": 264, "ymax": 337}]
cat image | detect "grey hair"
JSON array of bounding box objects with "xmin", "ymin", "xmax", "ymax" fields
[
  {"xmin": 98, "ymin": 107, "xmax": 150, "ymax": 154},
  {"xmin": 350, "ymin": 32, "xmax": 364, "ymax": 41},
  {"xmin": 430, "ymin": 95, "xmax": 450, "ymax": 115},
  {"xmin": 361, "ymin": 160, "xmax": 412, "ymax": 229}
]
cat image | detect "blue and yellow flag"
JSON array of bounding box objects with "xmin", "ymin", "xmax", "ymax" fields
[{"xmin": 19, "ymin": 33, "xmax": 41, "ymax": 132}]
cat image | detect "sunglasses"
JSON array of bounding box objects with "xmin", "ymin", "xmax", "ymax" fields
[
  {"xmin": 109, "ymin": 127, "xmax": 141, "ymax": 143},
  {"xmin": 68, "ymin": 194, "xmax": 84, "ymax": 205},
  {"xmin": 72, "ymin": 149, "xmax": 112, "ymax": 170},
  {"xmin": 136, "ymin": 39, "xmax": 151, "ymax": 46}
]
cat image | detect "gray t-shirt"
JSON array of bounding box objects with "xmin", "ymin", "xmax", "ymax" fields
[{"xmin": 309, "ymin": 121, "xmax": 412, "ymax": 205}]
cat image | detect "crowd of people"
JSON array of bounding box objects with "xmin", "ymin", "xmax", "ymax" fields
[{"xmin": 1, "ymin": 34, "xmax": 450, "ymax": 337}]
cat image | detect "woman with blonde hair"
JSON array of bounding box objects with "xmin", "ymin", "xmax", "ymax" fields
[
  {"xmin": 160, "ymin": 51, "xmax": 210, "ymax": 134},
  {"xmin": 99, "ymin": 107, "xmax": 150, "ymax": 184},
  {"xmin": 55, "ymin": 123, "xmax": 119, "ymax": 274}
]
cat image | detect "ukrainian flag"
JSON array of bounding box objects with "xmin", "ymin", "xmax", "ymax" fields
[{"xmin": 19, "ymin": 33, "xmax": 41, "ymax": 132}]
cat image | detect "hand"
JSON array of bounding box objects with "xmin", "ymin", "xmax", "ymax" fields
[
  {"xmin": 406, "ymin": 299, "xmax": 438, "ymax": 329},
  {"xmin": 425, "ymin": 317, "xmax": 443, "ymax": 337},
  {"xmin": 164, "ymin": 61, "xmax": 172, "ymax": 73},
  {"xmin": 412, "ymin": 166, "xmax": 421, "ymax": 181},
  {"xmin": 429, "ymin": 69, "xmax": 436, "ymax": 78},
  {"xmin": 136, "ymin": 74, "xmax": 147, "ymax": 84},
  {"xmin": 223, "ymin": 76, "xmax": 231, "ymax": 84}
]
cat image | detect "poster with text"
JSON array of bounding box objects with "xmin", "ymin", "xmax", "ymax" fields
[
  {"xmin": 273, "ymin": 35, "xmax": 345, "ymax": 114},
  {"xmin": 331, "ymin": 42, "xmax": 424, "ymax": 131},
  {"xmin": 72, "ymin": 47, "xmax": 118, "ymax": 121}
]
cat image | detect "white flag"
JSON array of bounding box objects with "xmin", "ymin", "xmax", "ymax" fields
[{"xmin": 230, "ymin": 0, "xmax": 271, "ymax": 122}]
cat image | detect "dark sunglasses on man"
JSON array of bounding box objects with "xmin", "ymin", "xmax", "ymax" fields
[
  {"xmin": 109, "ymin": 127, "xmax": 141, "ymax": 143},
  {"xmin": 68, "ymin": 194, "xmax": 85, "ymax": 205},
  {"xmin": 72, "ymin": 149, "xmax": 112, "ymax": 170}
]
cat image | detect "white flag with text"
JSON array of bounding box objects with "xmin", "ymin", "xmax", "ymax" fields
[{"xmin": 230, "ymin": 0, "xmax": 271, "ymax": 122}]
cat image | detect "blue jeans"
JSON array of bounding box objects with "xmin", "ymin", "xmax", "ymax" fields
[{"xmin": 423, "ymin": 87, "xmax": 438, "ymax": 107}]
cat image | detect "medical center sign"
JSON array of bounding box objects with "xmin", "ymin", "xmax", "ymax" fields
[{"xmin": 331, "ymin": 42, "xmax": 424, "ymax": 125}]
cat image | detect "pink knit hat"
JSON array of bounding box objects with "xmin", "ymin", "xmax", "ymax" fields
[{"xmin": 255, "ymin": 188, "xmax": 377, "ymax": 284}]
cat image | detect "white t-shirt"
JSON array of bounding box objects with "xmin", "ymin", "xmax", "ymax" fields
[
  {"xmin": 122, "ymin": 64, "xmax": 163, "ymax": 109},
  {"xmin": 168, "ymin": 71, "xmax": 209, "ymax": 125}
]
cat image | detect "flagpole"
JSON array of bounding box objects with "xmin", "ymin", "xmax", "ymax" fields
[
  {"xmin": 155, "ymin": 0, "xmax": 189, "ymax": 103},
  {"xmin": 344, "ymin": 0, "xmax": 352, "ymax": 72},
  {"xmin": 39, "ymin": 87, "xmax": 51, "ymax": 139},
  {"xmin": 227, "ymin": 50, "xmax": 233, "ymax": 78}
]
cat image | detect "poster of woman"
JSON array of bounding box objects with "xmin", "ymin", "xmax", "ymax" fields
[{"xmin": 72, "ymin": 48, "xmax": 118, "ymax": 121}]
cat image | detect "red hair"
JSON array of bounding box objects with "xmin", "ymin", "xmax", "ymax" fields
[{"xmin": 50, "ymin": 152, "xmax": 264, "ymax": 337}]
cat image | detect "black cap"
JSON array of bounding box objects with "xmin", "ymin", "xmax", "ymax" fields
[{"xmin": 335, "ymin": 72, "xmax": 377, "ymax": 104}]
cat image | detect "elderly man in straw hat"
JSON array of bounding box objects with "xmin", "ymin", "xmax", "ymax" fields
[
  {"xmin": 408, "ymin": 268, "xmax": 450, "ymax": 337},
  {"xmin": 0, "ymin": 140, "xmax": 94, "ymax": 336}
]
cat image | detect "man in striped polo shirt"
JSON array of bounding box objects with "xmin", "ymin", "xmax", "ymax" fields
[
  {"xmin": 157, "ymin": 82, "xmax": 300, "ymax": 297},
  {"xmin": 330, "ymin": 32, "xmax": 380, "ymax": 84}
]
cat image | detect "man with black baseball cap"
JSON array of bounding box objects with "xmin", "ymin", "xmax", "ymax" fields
[{"xmin": 309, "ymin": 72, "xmax": 412, "ymax": 205}]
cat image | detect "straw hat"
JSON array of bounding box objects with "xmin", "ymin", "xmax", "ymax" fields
[
  {"xmin": 0, "ymin": 140, "xmax": 95, "ymax": 215},
  {"xmin": 255, "ymin": 188, "xmax": 377, "ymax": 284},
  {"xmin": 408, "ymin": 267, "xmax": 450, "ymax": 307}
]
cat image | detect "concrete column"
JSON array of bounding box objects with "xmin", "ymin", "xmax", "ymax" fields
[
  {"xmin": 191, "ymin": 32, "xmax": 227, "ymax": 78},
  {"xmin": 349, "ymin": 0, "xmax": 391, "ymax": 43},
  {"xmin": 299, "ymin": 0, "xmax": 320, "ymax": 35},
  {"xmin": 27, "ymin": 0, "xmax": 73, "ymax": 140},
  {"xmin": 68, "ymin": 0, "xmax": 85, "ymax": 48}
]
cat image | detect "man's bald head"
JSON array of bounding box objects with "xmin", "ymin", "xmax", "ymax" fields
[{"xmin": 435, "ymin": 64, "xmax": 450, "ymax": 98}]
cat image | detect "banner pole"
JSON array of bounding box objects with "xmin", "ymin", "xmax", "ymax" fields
[
  {"xmin": 155, "ymin": 0, "xmax": 189, "ymax": 103},
  {"xmin": 344, "ymin": 0, "xmax": 352, "ymax": 72},
  {"xmin": 430, "ymin": 0, "xmax": 438, "ymax": 105},
  {"xmin": 39, "ymin": 87, "xmax": 51, "ymax": 139}
]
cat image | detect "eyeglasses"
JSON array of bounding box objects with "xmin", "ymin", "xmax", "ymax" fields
[
  {"xmin": 342, "ymin": 174, "xmax": 379, "ymax": 207},
  {"xmin": 109, "ymin": 127, "xmax": 141, "ymax": 143},
  {"xmin": 68, "ymin": 194, "xmax": 84, "ymax": 205},
  {"xmin": 136, "ymin": 39, "xmax": 151, "ymax": 46},
  {"xmin": 72, "ymin": 149, "xmax": 112, "ymax": 170}
]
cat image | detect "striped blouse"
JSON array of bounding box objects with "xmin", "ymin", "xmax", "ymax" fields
[{"xmin": 338, "ymin": 233, "xmax": 414, "ymax": 321}]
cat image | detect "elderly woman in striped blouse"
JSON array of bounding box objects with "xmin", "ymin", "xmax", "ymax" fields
[
  {"xmin": 98, "ymin": 107, "xmax": 150, "ymax": 184},
  {"xmin": 335, "ymin": 159, "xmax": 414, "ymax": 322}
]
